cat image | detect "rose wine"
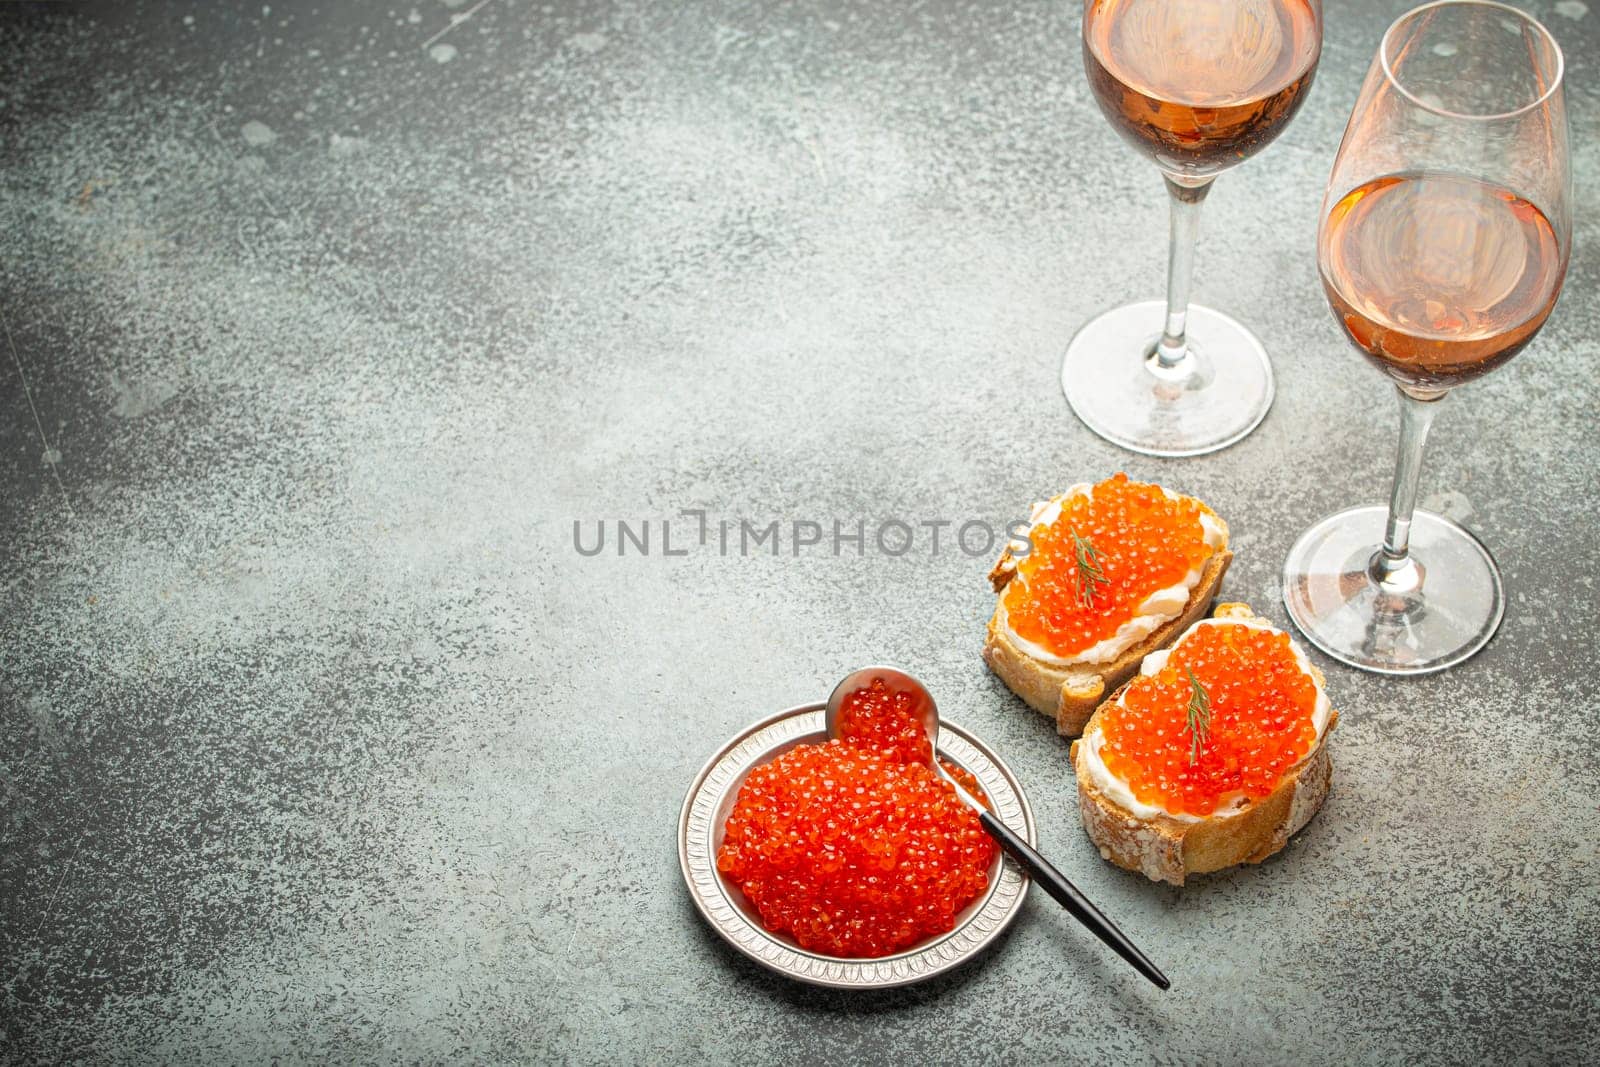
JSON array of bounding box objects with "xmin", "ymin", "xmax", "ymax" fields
[
  {"xmin": 1084, "ymin": 0, "xmax": 1320, "ymax": 176},
  {"xmin": 1319, "ymin": 172, "xmax": 1565, "ymax": 391}
]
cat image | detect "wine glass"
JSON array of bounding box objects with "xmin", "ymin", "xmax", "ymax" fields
[
  {"xmin": 1283, "ymin": 0, "xmax": 1570, "ymax": 675},
  {"xmin": 1064, "ymin": 0, "xmax": 1323, "ymax": 457}
]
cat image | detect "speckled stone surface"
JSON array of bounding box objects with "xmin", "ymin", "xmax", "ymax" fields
[{"xmin": 2, "ymin": 0, "xmax": 1596, "ymax": 1063}]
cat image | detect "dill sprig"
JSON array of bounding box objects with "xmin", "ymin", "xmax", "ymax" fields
[
  {"xmin": 1070, "ymin": 531, "xmax": 1109, "ymax": 609},
  {"xmin": 1184, "ymin": 667, "xmax": 1211, "ymax": 765}
]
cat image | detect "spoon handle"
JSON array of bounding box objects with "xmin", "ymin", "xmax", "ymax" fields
[{"xmin": 978, "ymin": 809, "xmax": 1171, "ymax": 991}]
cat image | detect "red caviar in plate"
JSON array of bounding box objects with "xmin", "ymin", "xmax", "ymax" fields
[
  {"xmin": 716, "ymin": 683, "xmax": 996, "ymax": 958},
  {"xmin": 1098, "ymin": 622, "xmax": 1321, "ymax": 818},
  {"xmin": 1002, "ymin": 473, "xmax": 1215, "ymax": 657}
]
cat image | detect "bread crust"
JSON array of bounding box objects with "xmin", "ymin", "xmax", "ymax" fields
[
  {"xmin": 982, "ymin": 496, "xmax": 1231, "ymax": 737},
  {"xmin": 1067, "ymin": 603, "xmax": 1337, "ymax": 886}
]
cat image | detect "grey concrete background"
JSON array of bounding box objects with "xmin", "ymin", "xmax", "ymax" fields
[{"xmin": 2, "ymin": 0, "xmax": 1596, "ymax": 1063}]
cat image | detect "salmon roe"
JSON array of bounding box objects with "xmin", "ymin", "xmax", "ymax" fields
[
  {"xmin": 1099, "ymin": 623, "xmax": 1321, "ymax": 818},
  {"xmin": 1003, "ymin": 473, "xmax": 1215, "ymax": 657},
  {"xmin": 834, "ymin": 677, "xmax": 933, "ymax": 767},
  {"xmin": 716, "ymin": 682, "xmax": 997, "ymax": 958}
]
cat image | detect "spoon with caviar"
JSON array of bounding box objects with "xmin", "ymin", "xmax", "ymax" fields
[{"xmin": 826, "ymin": 665, "xmax": 1171, "ymax": 991}]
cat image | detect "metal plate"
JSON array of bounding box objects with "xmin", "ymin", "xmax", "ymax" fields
[{"xmin": 678, "ymin": 702, "xmax": 1035, "ymax": 989}]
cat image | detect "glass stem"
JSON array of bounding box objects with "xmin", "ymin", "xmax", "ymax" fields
[
  {"xmin": 1371, "ymin": 385, "xmax": 1446, "ymax": 593},
  {"xmin": 1153, "ymin": 173, "xmax": 1215, "ymax": 371}
]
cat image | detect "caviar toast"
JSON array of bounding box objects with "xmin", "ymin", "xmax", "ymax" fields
[
  {"xmin": 984, "ymin": 474, "xmax": 1231, "ymax": 736},
  {"xmin": 1069, "ymin": 603, "xmax": 1337, "ymax": 886}
]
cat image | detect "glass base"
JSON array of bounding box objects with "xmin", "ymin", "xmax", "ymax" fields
[
  {"xmin": 1060, "ymin": 299, "xmax": 1274, "ymax": 457},
  {"xmin": 1282, "ymin": 505, "xmax": 1505, "ymax": 676}
]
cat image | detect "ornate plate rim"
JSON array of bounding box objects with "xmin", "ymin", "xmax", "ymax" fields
[{"xmin": 678, "ymin": 701, "xmax": 1035, "ymax": 989}]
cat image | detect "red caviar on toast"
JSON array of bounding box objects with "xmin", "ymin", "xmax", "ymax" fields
[
  {"xmin": 1099, "ymin": 622, "xmax": 1321, "ymax": 818},
  {"xmin": 1004, "ymin": 473, "xmax": 1215, "ymax": 657}
]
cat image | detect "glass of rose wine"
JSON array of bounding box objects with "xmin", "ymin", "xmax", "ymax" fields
[
  {"xmin": 1064, "ymin": 0, "xmax": 1323, "ymax": 456},
  {"xmin": 1283, "ymin": 0, "xmax": 1570, "ymax": 675}
]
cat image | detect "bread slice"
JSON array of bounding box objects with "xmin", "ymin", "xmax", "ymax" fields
[
  {"xmin": 982, "ymin": 490, "xmax": 1231, "ymax": 737},
  {"xmin": 1068, "ymin": 603, "xmax": 1337, "ymax": 886}
]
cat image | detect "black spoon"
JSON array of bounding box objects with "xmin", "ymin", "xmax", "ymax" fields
[{"xmin": 825, "ymin": 664, "xmax": 1171, "ymax": 991}]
